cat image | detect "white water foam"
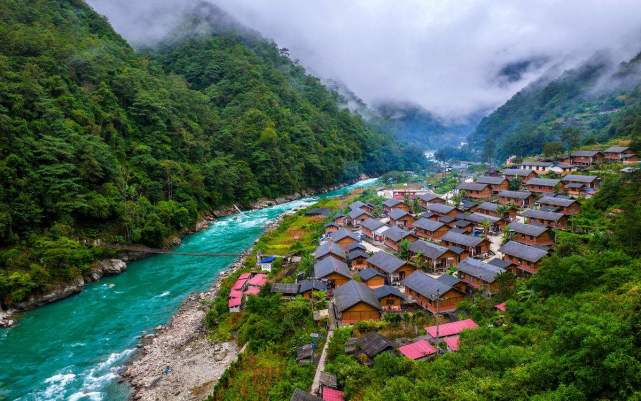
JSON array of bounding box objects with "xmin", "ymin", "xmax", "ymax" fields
[
  {"xmin": 154, "ymin": 291, "xmax": 170, "ymax": 298},
  {"xmin": 68, "ymin": 391, "xmax": 102, "ymax": 401},
  {"xmin": 41, "ymin": 372, "xmax": 77, "ymax": 400}
]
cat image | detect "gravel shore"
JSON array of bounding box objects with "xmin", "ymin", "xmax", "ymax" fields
[{"xmin": 123, "ymin": 212, "xmax": 293, "ymax": 401}]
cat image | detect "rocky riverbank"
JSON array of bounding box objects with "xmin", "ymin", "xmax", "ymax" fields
[{"xmin": 123, "ymin": 212, "xmax": 292, "ymax": 400}]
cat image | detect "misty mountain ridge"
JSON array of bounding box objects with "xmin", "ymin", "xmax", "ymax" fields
[{"xmin": 471, "ymin": 47, "xmax": 641, "ymax": 159}]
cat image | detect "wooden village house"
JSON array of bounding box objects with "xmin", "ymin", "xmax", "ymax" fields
[
  {"xmin": 498, "ymin": 190, "xmax": 536, "ymax": 208},
  {"xmin": 408, "ymin": 240, "xmax": 460, "ymax": 273},
  {"xmin": 520, "ymin": 209, "xmax": 568, "ymax": 230},
  {"xmin": 499, "ymin": 240, "xmax": 548, "ymax": 276},
  {"xmin": 313, "ymin": 256, "xmax": 351, "ymax": 288},
  {"xmin": 456, "ymin": 258, "xmax": 505, "ymax": 296},
  {"xmin": 333, "ymin": 280, "xmax": 382, "ymax": 324},
  {"xmin": 441, "ymin": 231, "xmax": 490, "ymax": 258},
  {"xmin": 367, "ymin": 251, "xmax": 416, "ymax": 284},
  {"xmin": 525, "ymin": 178, "xmax": 560, "ymax": 194},
  {"xmin": 413, "ymin": 218, "xmax": 449, "ymax": 241},
  {"xmin": 536, "ymin": 196, "xmax": 580, "ymax": 215},
  {"xmin": 402, "ymin": 271, "xmax": 465, "ymax": 314},
  {"xmin": 508, "ymin": 222, "xmax": 554, "ymax": 247},
  {"xmin": 383, "ymin": 226, "xmax": 417, "ymax": 251},
  {"xmin": 457, "ymin": 182, "xmax": 492, "ymax": 200},
  {"xmin": 476, "ymin": 176, "xmax": 509, "ymax": 194}
]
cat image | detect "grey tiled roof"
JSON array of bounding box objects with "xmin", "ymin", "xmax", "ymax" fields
[
  {"xmin": 521, "ymin": 209, "xmax": 564, "ymax": 222},
  {"xmin": 298, "ymin": 279, "xmax": 328, "ymax": 293},
  {"xmin": 271, "ymin": 283, "xmax": 300, "ymax": 295},
  {"xmin": 477, "ymin": 202, "xmax": 500, "ymax": 212},
  {"xmin": 427, "ymin": 203, "xmax": 456, "ymax": 215},
  {"xmin": 403, "ymin": 271, "xmax": 453, "ymax": 300},
  {"xmin": 458, "ymin": 182, "xmax": 488, "ymax": 191},
  {"xmin": 413, "ymin": 217, "xmax": 445, "ymax": 232},
  {"xmin": 359, "ymin": 268, "xmax": 384, "ymax": 281},
  {"xmin": 334, "ymin": 280, "xmax": 381, "ymax": 312},
  {"xmin": 389, "ymin": 208, "xmax": 410, "ymax": 220},
  {"xmin": 367, "ymin": 251, "xmax": 406, "ymax": 274},
  {"xmin": 437, "ymin": 274, "xmax": 461, "ymax": 287},
  {"xmin": 526, "ymin": 178, "xmax": 560, "ymax": 187},
  {"xmin": 498, "ymin": 190, "xmax": 533, "ymax": 199},
  {"xmin": 442, "ymin": 231, "xmax": 484, "ymax": 247},
  {"xmin": 361, "ymin": 218, "xmax": 386, "ymax": 231},
  {"xmin": 604, "ymin": 146, "xmax": 629, "ymax": 153},
  {"xmin": 508, "ymin": 222, "xmax": 549, "ymax": 237},
  {"xmin": 383, "ymin": 198, "xmax": 403, "ymax": 208},
  {"xmin": 384, "ymin": 226, "xmax": 413, "ymax": 242},
  {"xmin": 331, "ymin": 228, "xmax": 359, "ymax": 242},
  {"xmin": 561, "ymin": 174, "xmax": 598, "ymax": 183},
  {"xmin": 348, "ymin": 208, "xmax": 370, "ymax": 220},
  {"xmin": 290, "ymin": 389, "xmax": 323, "ymax": 401},
  {"xmin": 408, "ymin": 240, "xmax": 450, "ymax": 259},
  {"xmin": 314, "ymin": 256, "xmax": 351, "ymax": 279},
  {"xmin": 418, "ymin": 192, "xmax": 442, "ymax": 202},
  {"xmin": 502, "ymin": 168, "xmax": 535, "ymax": 177},
  {"xmin": 499, "ymin": 240, "xmax": 548, "ymax": 263},
  {"xmin": 374, "ymin": 285, "xmax": 404, "ymax": 300},
  {"xmin": 571, "ymin": 150, "xmax": 601, "ymax": 157},
  {"xmin": 464, "ymin": 212, "xmax": 501, "ymax": 224},
  {"xmin": 476, "ymin": 176, "xmax": 507, "ymax": 185},
  {"xmin": 457, "ymin": 258, "xmax": 505, "ymax": 283},
  {"xmin": 537, "ymin": 196, "xmax": 576, "ymax": 207},
  {"xmin": 313, "ymin": 242, "xmax": 346, "ymax": 260}
]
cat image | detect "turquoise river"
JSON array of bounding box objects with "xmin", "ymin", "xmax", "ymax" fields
[{"xmin": 0, "ymin": 179, "xmax": 376, "ymax": 401}]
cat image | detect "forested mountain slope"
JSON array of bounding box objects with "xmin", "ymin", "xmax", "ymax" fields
[
  {"xmin": 0, "ymin": 0, "xmax": 424, "ymax": 306},
  {"xmin": 471, "ymin": 52, "xmax": 641, "ymax": 159}
]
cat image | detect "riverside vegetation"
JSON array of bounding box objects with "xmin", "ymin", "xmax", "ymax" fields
[{"xmin": 0, "ymin": 0, "xmax": 425, "ymax": 308}]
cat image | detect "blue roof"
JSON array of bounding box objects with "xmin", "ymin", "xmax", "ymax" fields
[{"xmin": 260, "ymin": 256, "xmax": 276, "ymax": 263}]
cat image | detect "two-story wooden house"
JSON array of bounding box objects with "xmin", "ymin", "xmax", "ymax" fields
[
  {"xmin": 497, "ymin": 190, "xmax": 536, "ymax": 208},
  {"xmin": 402, "ymin": 271, "xmax": 465, "ymax": 314},
  {"xmin": 507, "ymin": 222, "xmax": 554, "ymax": 246},
  {"xmin": 525, "ymin": 178, "xmax": 560, "ymax": 194},
  {"xmin": 456, "ymin": 258, "xmax": 505, "ymax": 296},
  {"xmin": 413, "ymin": 218, "xmax": 449, "ymax": 241},
  {"xmin": 333, "ymin": 280, "xmax": 381, "ymax": 324},
  {"xmin": 499, "ymin": 240, "xmax": 548, "ymax": 276},
  {"xmin": 408, "ymin": 240, "xmax": 460, "ymax": 273},
  {"xmin": 441, "ymin": 231, "xmax": 490, "ymax": 258},
  {"xmin": 457, "ymin": 182, "xmax": 492, "ymax": 200},
  {"xmin": 536, "ymin": 196, "xmax": 580, "ymax": 215},
  {"xmin": 476, "ymin": 176, "xmax": 509, "ymax": 194},
  {"xmin": 367, "ymin": 251, "xmax": 416, "ymax": 284},
  {"xmin": 520, "ymin": 209, "xmax": 568, "ymax": 229}
]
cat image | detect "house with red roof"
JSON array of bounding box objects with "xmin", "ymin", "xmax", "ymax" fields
[
  {"xmin": 425, "ymin": 319, "xmax": 479, "ymax": 340},
  {"xmin": 443, "ymin": 335, "xmax": 460, "ymax": 352},
  {"xmin": 322, "ymin": 387, "xmax": 345, "ymax": 401},
  {"xmin": 398, "ymin": 339, "xmax": 438, "ymax": 361}
]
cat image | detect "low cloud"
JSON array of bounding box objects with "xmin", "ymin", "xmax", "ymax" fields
[{"xmin": 88, "ymin": 0, "xmax": 641, "ymax": 119}]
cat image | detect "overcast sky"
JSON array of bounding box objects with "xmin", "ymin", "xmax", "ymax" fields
[{"xmin": 89, "ymin": 0, "xmax": 641, "ymax": 119}]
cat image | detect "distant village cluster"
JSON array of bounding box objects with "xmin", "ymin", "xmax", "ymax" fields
[{"xmin": 228, "ymin": 145, "xmax": 637, "ymax": 401}]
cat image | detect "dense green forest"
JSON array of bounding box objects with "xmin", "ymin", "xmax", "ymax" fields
[
  {"xmin": 322, "ymin": 170, "xmax": 641, "ymax": 401},
  {"xmin": 471, "ymin": 52, "xmax": 641, "ymax": 160},
  {"xmin": 0, "ymin": 0, "xmax": 425, "ymax": 307}
]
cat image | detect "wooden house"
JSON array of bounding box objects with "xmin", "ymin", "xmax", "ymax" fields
[
  {"xmin": 561, "ymin": 175, "xmax": 600, "ymax": 190},
  {"xmin": 426, "ymin": 203, "xmax": 458, "ymax": 218},
  {"xmin": 520, "ymin": 209, "xmax": 568, "ymax": 229},
  {"xmin": 441, "ymin": 231, "xmax": 490, "ymax": 258},
  {"xmin": 349, "ymin": 201, "xmax": 374, "ymax": 214},
  {"xmin": 375, "ymin": 285, "xmax": 404, "ymax": 311},
  {"xmin": 457, "ymin": 182, "xmax": 492, "ymax": 200},
  {"xmin": 525, "ymin": 177, "xmax": 560, "ymax": 194},
  {"xmin": 298, "ymin": 279, "xmax": 328, "ymax": 299},
  {"xmin": 333, "ymin": 280, "xmax": 381, "ymax": 324},
  {"xmin": 333, "ymin": 214, "xmax": 347, "ymax": 226},
  {"xmin": 499, "ymin": 240, "xmax": 548, "ymax": 276},
  {"xmin": 367, "ymin": 250, "xmax": 415, "ymax": 284},
  {"xmin": 408, "ymin": 240, "xmax": 459, "ymax": 273},
  {"xmin": 353, "ymin": 332, "xmax": 394, "ymax": 362},
  {"xmin": 464, "ymin": 212, "xmax": 505, "ymax": 233},
  {"xmin": 497, "ymin": 190, "xmax": 536, "ymax": 208},
  {"xmin": 508, "ymin": 222, "xmax": 554, "ymax": 246},
  {"xmin": 313, "ymin": 256, "xmax": 351, "ymax": 288},
  {"xmin": 383, "ymin": 198, "xmax": 409, "ymax": 214},
  {"xmin": 347, "ymin": 208, "xmax": 371, "ymax": 228},
  {"xmin": 383, "ymin": 226, "xmax": 417, "ymax": 251},
  {"xmin": 324, "ymin": 222, "xmax": 340, "ymax": 235},
  {"xmin": 553, "ymin": 163, "xmax": 579, "ymax": 175},
  {"xmin": 569, "ymin": 150, "xmax": 603, "ymax": 166},
  {"xmin": 476, "ymin": 176, "xmax": 509, "ymax": 194},
  {"xmin": 536, "ymin": 196, "xmax": 580, "ymax": 215},
  {"xmin": 402, "ymin": 271, "xmax": 465, "ymax": 314},
  {"xmin": 413, "ymin": 218, "xmax": 449, "ymax": 241},
  {"xmin": 330, "ymin": 228, "xmax": 359, "ymax": 250},
  {"xmin": 313, "ymin": 242, "xmax": 347, "ymax": 262},
  {"xmin": 358, "ymin": 268, "xmax": 385, "ymax": 288},
  {"xmin": 360, "ymin": 218, "xmax": 386, "ymax": 241},
  {"xmin": 347, "ymin": 248, "xmax": 369, "ymax": 270},
  {"xmin": 456, "ymin": 258, "xmax": 505, "ymax": 295},
  {"xmin": 502, "ymin": 168, "xmax": 537, "ymax": 182},
  {"xmin": 418, "ymin": 192, "xmax": 445, "ymax": 209},
  {"xmin": 388, "ymin": 208, "xmax": 415, "ymax": 228},
  {"xmin": 452, "ymin": 219, "xmax": 473, "ymax": 234}
]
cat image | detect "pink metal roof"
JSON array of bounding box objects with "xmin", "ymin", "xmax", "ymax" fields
[
  {"xmin": 425, "ymin": 319, "xmax": 478, "ymax": 338},
  {"xmin": 229, "ymin": 289, "xmax": 243, "ymax": 299},
  {"xmin": 443, "ymin": 335, "xmax": 460, "ymax": 352},
  {"xmin": 231, "ymin": 278, "xmax": 248, "ymax": 291},
  {"xmin": 228, "ymin": 298, "xmax": 241, "ymax": 308},
  {"xmin": 244, "ymin": 287, "xmax": 261, "ymax": 296},
  {"xmin": 248, "ymin": 273, "xmax": 267, "ymax": 287},
  {"xmin": 495, "ymin": 302, "xmax": 507, "ymax": 312},
  {"xmin": 322, "ymin": 387, "xmax": 345, "ymax": 401},
  {"xmin": 238, "ymin": 272, "xmax": 251, "ymax": 280},
  {"xmin": 398, "ymin": 339, "xmax": 437, "ymax": 360}
]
